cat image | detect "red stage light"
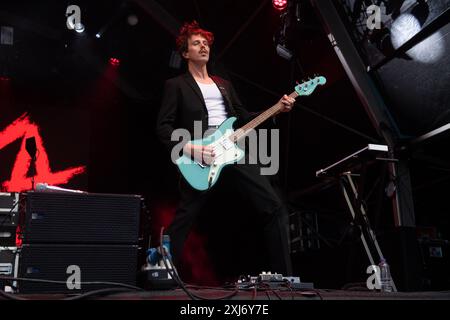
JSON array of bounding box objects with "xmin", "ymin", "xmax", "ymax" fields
[
  {"xmin": 16, "ymin": 225, "xmax": 23, "ymax": 247},
  {"xmin": 0, "ymin": 76, "xmax": 11, "ymax": 81},
  {"xmin": 273, "ymin": 0, "xmax": 288, "ymax": 11},
  {"xmin": 109, "ymin": 57, "xmax": 120, "ymax": 66}
]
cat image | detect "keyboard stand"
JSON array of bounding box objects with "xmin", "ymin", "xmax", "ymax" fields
[{"xmin": 316, "ymin": 144, "xmax": 398, "ymax": 291}]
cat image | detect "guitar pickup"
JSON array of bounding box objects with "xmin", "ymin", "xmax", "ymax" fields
[{"xmin": 219, "ymin": 138, "xmax": 234, "ymax": 150}]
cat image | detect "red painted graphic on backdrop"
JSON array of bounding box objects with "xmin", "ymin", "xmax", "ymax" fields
[{"xmin": 0, "ymin": 113, "xmax": 86, "ymax": 192}]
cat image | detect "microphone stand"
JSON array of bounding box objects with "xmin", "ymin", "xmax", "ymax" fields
[
  {"xmin": 29, "ymin": 155, "xmax": 37, "ymax": 191},
  {"xmin": 25, "ymin": 137, "xmax": 37, "ymax": 191}
]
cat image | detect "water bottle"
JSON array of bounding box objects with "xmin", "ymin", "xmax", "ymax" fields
[
  {"xmin": 146, "ymin": 247, "xmax": 162, "ymax": 265},
  {"xmin": 379, "ymin": 258, "xmax": 392, "ymax": 292},
  {"xmin": 162, "ymin": 234, "xmax": 171, "ymax": 258},
  {"xmin": 146, "ymin": 235, "xmax": 172, "ymax": 266},
  {"xmin": 161, "ymin": 234, "xmax": 173, "ymax": 270}
]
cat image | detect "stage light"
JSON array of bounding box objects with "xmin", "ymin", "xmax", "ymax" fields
[
  {"xmin": 273, "ymin": 6, "xmax": 293, "ymax": 61},
  {"xmin": 66, "ymin": 5, "xmax": 85, "ymax": 34},
  {"xmin": 390, "ymin": 13, "xmax": 444, "ymax": 64},
  {"xmin": 95, "ymin": 5, "xmax": 131, "ymax": 42},
  {"xmin": 74, "ymin": 22, "xmax": 85, "ymax": 33},
  {"xmin": 0, "ymin": 27, "xmax": 13, "ymax": 81},
  {"xmin": 15, "ymin": 225, "xmax": 22, "ymax": 247},
  {"xmin": 273, "ymin": 0, "xmax": 288, "ymax": 11},
  {"xmin": 276, "ymin": 44, "xmax": 293, "ymax": 60},
  {"xmin": 109, "ymin": 57, "xmax": 120, "ymax": 66},
  {"xmin": 1, "ymin": 26, "xmax": 14, "ymax": 45},
  {"xmin": 127, "ymin": 14, "xmax": 139, "ymax": 26}
]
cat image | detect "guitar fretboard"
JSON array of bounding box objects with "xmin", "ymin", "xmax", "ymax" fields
[{"xmin": 229, "ymin": 91, "xmax": 299, "ymax": 142}]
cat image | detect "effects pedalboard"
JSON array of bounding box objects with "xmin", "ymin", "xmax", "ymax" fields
[{"xmin": 237, "ymin": 272, "xmax": 314, "ymax": 290}]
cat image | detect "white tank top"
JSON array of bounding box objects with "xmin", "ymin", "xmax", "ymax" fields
[{"xmin": 196, "ymin": 81, "xmax": 228, "ymax": 126}]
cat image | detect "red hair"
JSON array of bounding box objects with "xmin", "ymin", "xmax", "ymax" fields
[{"xmin": 176, "ymin": 21, "xmax": 214, "ymax": 54}]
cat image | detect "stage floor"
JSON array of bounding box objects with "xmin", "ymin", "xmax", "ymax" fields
[{"xmin": 6, "ymin": 287, "xmax": 450, "ymax": 300}]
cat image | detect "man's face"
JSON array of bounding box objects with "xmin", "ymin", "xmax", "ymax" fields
[{"xmin": 183, "ymin": 34, "xmax": 210, "ymax": 64}]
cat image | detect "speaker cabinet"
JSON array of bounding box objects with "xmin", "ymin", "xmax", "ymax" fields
[
  {"xmin": 18, "ymin": 244, "xmax": 138, "ymax": 293},
  {"xmin": 17, "ymin": 191, "xmax": 142, "ymax": 293},
  {"xmin": 21, "ymin": 192, "xmax": 141, "ymax": 244}
]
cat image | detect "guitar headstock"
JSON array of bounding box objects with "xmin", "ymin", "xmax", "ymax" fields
[{"xmin": 294, "ymin": 76, "xmax": 326, "ymax": 96}]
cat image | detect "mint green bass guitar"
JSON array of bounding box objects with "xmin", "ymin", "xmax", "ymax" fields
[{"xmin": 175, "ymin": 76, "xmax": 326, "ymax": 191}]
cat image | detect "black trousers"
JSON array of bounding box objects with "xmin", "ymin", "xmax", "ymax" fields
[{"xmin": 165, "ymin": 163, "xmax": 293, "ymax": 276}]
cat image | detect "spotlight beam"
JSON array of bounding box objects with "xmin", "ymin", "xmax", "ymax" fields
[
  {"xmin": 371, "ymin": 7, "xmax": 450, "ymax": 71},
  {"xmin": 75, "ymin": 39, "xmax": 149, "ymax": 101},
  {"xmin": 95, "ymin": 3, "xmax": 127, "ymax": 40}
]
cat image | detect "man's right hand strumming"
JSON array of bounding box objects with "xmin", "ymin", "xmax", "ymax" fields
[{"xmin": 183, "ymin": 142, "xmax": 216, "ymax": 166}]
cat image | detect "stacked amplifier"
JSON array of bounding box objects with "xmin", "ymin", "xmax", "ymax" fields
[
  {"xmin": 0, "ymin": 193, "xmax": 20, "ymax": 291},
  {"xmin": 17, "ymin": 191, "xmax": 142, "ymax": 294},
  {"xmin": 0, "ymin": 192, "xmax": 19, "ymax": 246}
]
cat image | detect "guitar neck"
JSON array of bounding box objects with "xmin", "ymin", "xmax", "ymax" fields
[{"xmin": 230, "ymin": 90, "xmax": 299, "ymax": 142}]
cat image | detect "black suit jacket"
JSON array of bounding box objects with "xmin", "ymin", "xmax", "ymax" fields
[{"xmin": 156, "ymin": 72, "xmax": 255, "ymax": 151}]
